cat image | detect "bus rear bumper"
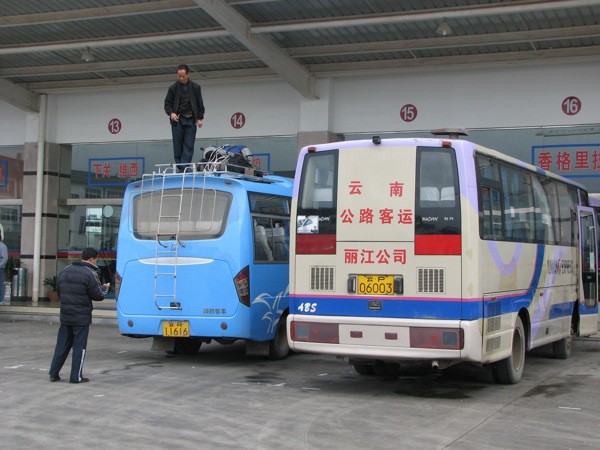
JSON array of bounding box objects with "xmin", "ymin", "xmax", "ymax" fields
[
  {"xmin": 287, "ymin": 315, "xmax": 483, "ymax": 363},
  {"xmin": 117, "ymin": 313, "xmax": 253, "ymax": 340}
]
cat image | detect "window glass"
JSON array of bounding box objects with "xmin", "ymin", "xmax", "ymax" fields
[
  {"xmin": 541, "ymin": 177, "xmax": 560, "ymax": 244},
  {"xmin": 415, "ymin": 147, "xmax": 461, "ymax": 236},
  {"xmin": 249, "ymin": 193, "xmax": 290, "ymax": 263},
  {"xmin": 481, "ymin": 186, "xmax": 503, "ymax": 239},
  {"xmin": 133, "ymin": 189, "xmax": 231, "ymax": 240},
  {"xmin": 299, "ymin": 151, "xmax": 337, "ymax": 211},
  {"xmin": 500, "ymin": 165, "xmax": 534, "ymax": 241},
  {"xmin": 477, "ymin": 155, "xmax": 503, "ymax": 239},
  {"xmin": 418, "ymin": 150, "xmax": 457, "ymax": 208},
  {"xmin": 556, "ymin": 183, "xmax": 573, "ymax": 246},
  {"xmin": 531, "ymin": 176, "xmax": 555, "ymax": 244}
]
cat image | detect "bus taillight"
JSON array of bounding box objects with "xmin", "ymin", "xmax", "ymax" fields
[
  {"xmin": 291, "ymin": 321, "xmax": 339, "ymax": 343},
  {"xmin": 296, "ymin": 234, "xmax": 336, "ymax": 254},
  {"xmin": 415, "ymin": 235, "xmax": 461, "ymax": 255},
  {"xmin": 234, "ymin": 266, "xmax": 250, "ymax": 306},
  {"xmin": 409, "ymin": 327, "xmax": 463, "ymax": 350},
  {"xmin": 115, "ymin": 272, "xmax": 122, "ymax": 301}
]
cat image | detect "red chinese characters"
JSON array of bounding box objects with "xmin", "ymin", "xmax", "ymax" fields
[
  {"xmin": 344, "ymin": 248, "xmax": 407, "ymax": 265},
  {"xmin": 537, "ymin": 148, "xmax": 600, "ymax": 172},
  {"xmin": 340, "ymin": 208, "xmax": 413, "ymax": 225},
  {"xmin": 92, "ymin": 160, "xmax": 141, "ymax": 179}
]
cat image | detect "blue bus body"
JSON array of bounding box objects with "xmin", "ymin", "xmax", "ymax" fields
[{"xmin": 116, "ymin": 169, "xmax": 293, "ymax": 358}]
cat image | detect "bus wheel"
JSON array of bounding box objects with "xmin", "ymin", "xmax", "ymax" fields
[
  {"xmin": 373, "ymin": 362, "xmax": 401, "ymax": 377},
  {"xmin": 495, "ymin": 316, "xmax": 526, "ymax": 384},
  {"xmin": 173, "ymin": 338, "xmax": 202, "ymax": 355},
  {"xmin": 552, "ymin": 322, "xmax": 573, "ymax": 360},
  {"xmin": 353, "ymin": 364, "xmax": 375, "ymax": 375},
  {"xmin": 268, "ymin": 316, "xmax": 289, "ymax": 360}
]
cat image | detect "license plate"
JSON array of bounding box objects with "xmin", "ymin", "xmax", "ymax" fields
[
  {"xmin": 162, "ymin": 321, "xmax": 190, "ymax": 337},
  {"xmin": 357, "ymin": 275, "xmax": 395, "ymax": 295}
]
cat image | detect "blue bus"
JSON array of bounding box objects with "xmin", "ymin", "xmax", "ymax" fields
[{"xmin": 116, "ymin": 162, "xmax": 293, "ymax": 359}]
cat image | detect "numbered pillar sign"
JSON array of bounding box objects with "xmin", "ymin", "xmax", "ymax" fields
[
  {"xmin": 400, "ymin": 104, "xmax": 417, "ymax": 122},
  {"xmin": 108, "ymin": 118, "xmax": 122, "ymax": 134},
  {"xmin": 562, "ymin": 97, "xmax": 581, "ymax": 116},
  {"xmin": 230, "ymin": 112, "xmax": 246, "ymax": 129}
]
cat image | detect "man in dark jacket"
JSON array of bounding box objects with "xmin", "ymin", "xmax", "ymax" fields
[
  {"xmin": 49, "ymin": 247, "xmax": 109, "ymax": 384},
  {"xmin": 163, "ymin": 64, "xmax": 205, "ymax": 167}
]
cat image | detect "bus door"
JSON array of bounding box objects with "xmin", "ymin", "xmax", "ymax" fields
[{"xmin": 577, "ymin": 206, "xmax": 599, "ymax": 335}]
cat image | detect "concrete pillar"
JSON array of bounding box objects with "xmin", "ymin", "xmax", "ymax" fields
[
  {"xmin": 297, "ymin": 131, "xmax": 342, "ymax": 151},
  {"xmin": 21, "ymin": 141, "xmax": 64, "ymax": 301},
  {"xmin": 297, "ymin": 79, "xmax": 343, "ymax": 152}
]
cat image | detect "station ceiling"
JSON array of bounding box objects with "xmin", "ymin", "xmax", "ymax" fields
[{"xmin": 1, "ymin": 0, "xmax": 600, "ymax": 111}]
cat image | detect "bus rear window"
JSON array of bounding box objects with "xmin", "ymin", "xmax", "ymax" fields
[
  {"xmin": 415, "ymin": 147, "xmax": 461, "ymax": 234},
  {"xmin": 133, "ymin": 189, "xmax": 232, "ymax": 240},
  {"xmin": 298, "ymin": 151, "xmax": 338, "ymax": 211}
]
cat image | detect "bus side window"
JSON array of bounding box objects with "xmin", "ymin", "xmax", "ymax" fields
[{"xmin": 254, "ymin": 221, "xmax": 274, "ymax": 261}]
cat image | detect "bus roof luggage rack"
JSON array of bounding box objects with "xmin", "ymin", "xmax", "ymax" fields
[
  {"xmin": 431, "ymin": 127, "xmax": 469, "ymax": 139},
  {"xmin": 148, "ymin": 162, "xmax": 279, "ymax": 184}
]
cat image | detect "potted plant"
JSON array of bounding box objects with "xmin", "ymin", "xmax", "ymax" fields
[
  {"xmin": 43, "ymin": 275, "xmax": 60, "ymax": 303},
  {"xmin": 5, "ymin": 256, "xmax": 19, "ymax": 282}
]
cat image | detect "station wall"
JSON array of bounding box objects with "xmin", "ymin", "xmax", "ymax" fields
[{"xmin": 1, "ymin": 60, "xmax": 598, "ymax": 147}]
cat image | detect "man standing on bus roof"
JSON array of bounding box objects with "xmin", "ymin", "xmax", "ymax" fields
[
  {"xmin": 164, "ymin": 64, "xmax": 205, "ymax": 167},
  {"xmin": 49, "ymin": 247, "xmax": 109, "ymax": 384}
]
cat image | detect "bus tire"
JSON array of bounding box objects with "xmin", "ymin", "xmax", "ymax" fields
[
  {"xmin": 373, "ymin": 362, "xmax": 401, "ymax": 377},
  {"xmin": 495, "ymin": 316, "xmax": 526, "ymax": 384},
  {"xmin": 173, "ymin": 338, "xmax": 202, "ymax": 355},
  {"xmin": 268, "ymin": 316, "xmax": 289, "ymax": 360},
  {"xmin": 353, "ymin": 364, "xmax": 375, "ymax": 376},
  {"xmin": 552, "ymin": 323, "xmax": 573, "ymax": 360}
]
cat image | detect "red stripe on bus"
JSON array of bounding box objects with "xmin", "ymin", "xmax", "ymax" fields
[
  {"xmin": 415, "ymin": 234, "xmax": 461, "ymax": 255},
  {"xmin": 296, "ymin": 234, "xmax": 336, "ymax": 254}
]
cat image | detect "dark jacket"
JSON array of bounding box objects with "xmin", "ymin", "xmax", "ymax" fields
[
  {"xmin": 56, "ymin": 261, "xmax": 108, "ymax": 326},
  {"xmin": 164, "ymin": 80, "xmax": 205, "ymax": 122}
]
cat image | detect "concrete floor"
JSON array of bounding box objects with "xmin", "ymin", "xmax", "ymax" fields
[{"xmin": 1, "ymin": 318, "xmax": 600, "ymax": 449}]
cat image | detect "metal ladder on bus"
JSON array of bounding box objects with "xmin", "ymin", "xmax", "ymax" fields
[{"xmin": 142, "ymin": 164, "xmax": 194, "ymax": 311}]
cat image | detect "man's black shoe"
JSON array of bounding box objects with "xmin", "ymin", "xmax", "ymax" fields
[
  {"xmin": 69, "ymin": 377, "xmax": 90, "ymax": 384},
  {"xmin": 49, "ymin": 375, "xmax": 61, "ymax": 382}
]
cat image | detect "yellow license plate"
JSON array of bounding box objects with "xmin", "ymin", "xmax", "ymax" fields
[
  {"xmin": 162, "ymin": 321, "xmax": 190, "ymax": 337},
  {"xmin": 357, "ymin": 275, "xmax": 395, "ymax": 295}
]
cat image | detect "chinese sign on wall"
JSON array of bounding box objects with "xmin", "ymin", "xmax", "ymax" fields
[
  {"xmin": 88, "ymin": 157, "xmax": 145, "ymax": 186},
  {"xmin": 532, "ymin": 144, "xmax": 600, "ymax": 179}
]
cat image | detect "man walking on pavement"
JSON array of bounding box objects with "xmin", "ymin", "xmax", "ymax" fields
[
  {"xmin": 164, "ymin": 64, "xmax": 205, "ymax": 168},
  {"xmin": 49, "ymin": 247, "xmax": 109, "ymax": 384}
]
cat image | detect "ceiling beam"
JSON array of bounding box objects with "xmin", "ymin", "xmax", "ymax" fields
[
  {"xmin": 0, "ymin": 0, "xmax": 280, "ymax": 28},
  {"xmin": 3, "ymin": 24, "xmax": 600, "ymax": 78},
  {"xmin": 0, "ymin": 0, "xmax": 198, "ymax": 27},
  {"xmin": 309, "ymin": 46, "xmax": 600, "ymax": 74},
  {"xmin": 0, "ymin": 29, "xmax": 229, "ymax": 55},
  {"xmin": 0, "ymin": 52, "xmax": 257, "ymax": 77},
  {"xmin": 252, "ymin": 0, "xmax": 600, "ymax": 34},
  {"xmin": 25, "ymin": 67, "xmax": 276, "ymax": 91},
  {"xmin": 0, "ymin": 78, "xmax": 39, "ymax": 112},
  {"xmin": 3, "ymin": 1, "xmax": 600, "ymax": 56},
  {"xmin": 23, "ymin": 46, "xmax": 600, "ymax": 92},
  {"xmin": 194, "ymin": 0, "xmax": 315, "ymax": 98},
  {"xmin": 289, "ymin": 24, "xmax": 600, "ymax": 57}
]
